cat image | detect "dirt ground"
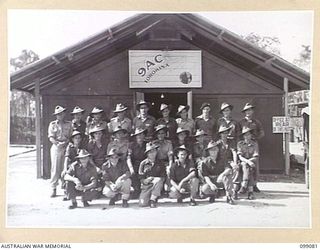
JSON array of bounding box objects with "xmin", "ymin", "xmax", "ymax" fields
[{"xmin": 6, "ymin": 150, "xmax": 310, "ymax": 228}]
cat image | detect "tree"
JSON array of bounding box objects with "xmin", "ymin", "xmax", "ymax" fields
[
  {"xmin": 242, "ymin": 32, "xmax": 281, "ymax": 56},
  {"xmin": 10, "ymin": 50, "xmax": 39, "ymax": 144},
  {"xmin": 293, "ymin": 45, "xmax": 311, "ymax": 72},
  {"xmin": 10, "ymin": 49, "xmax": 39, "ymax": 72}
]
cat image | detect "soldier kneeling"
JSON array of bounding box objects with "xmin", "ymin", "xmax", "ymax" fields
[
  {"xmin": 169, "ymin": 145, "xmax": 199, "ymax": 206},
  {"xmin": 101, "ymin": 148, "xmax": 132, "ymax": 208},
  {"xmin": 138, "ymin": 142, "xmax": 166, "ymax": 208},
  {"xmin": 64, "ymin": 149, "xmax": 100, "ymax": 209}
]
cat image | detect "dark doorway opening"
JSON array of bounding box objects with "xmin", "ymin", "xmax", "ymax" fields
[{"xmin": 144, "ymin": 93, "xmax": 187, "ymax": 119}]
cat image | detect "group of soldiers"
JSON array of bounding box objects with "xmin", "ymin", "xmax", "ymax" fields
[{"xmin": 48, "ymin": 100, "xmax": 264, "ymax": 209}]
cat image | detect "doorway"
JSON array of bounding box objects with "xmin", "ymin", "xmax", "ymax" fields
[{"xmin": 144, "ymin": 92, "xmax": 187, "ymax": 119}]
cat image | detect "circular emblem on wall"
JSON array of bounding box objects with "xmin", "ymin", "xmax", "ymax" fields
[{"xmin": 179, "ymin": 71, "xmax": 192, "ymax": 84}]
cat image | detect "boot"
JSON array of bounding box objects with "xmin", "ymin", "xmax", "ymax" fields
[
  {"xmin": 253, "ymin": 185, "xmax": 261, "ymax": 193},
  {"xmin": 248, "ymin": 192, "xmax": 255, "ymax": 200},
  {"xmin": 82, "ymin": 201, "xmax": 90, "ymax": 207},
  {"xmin": 177, "ymin": 197, "xmax": 183, "ymax": 204},
  {"xmin": 122, "ymin": 199, "xmax": 129, "ymax": 208},
  {"xmin": 209, "ymin": 195, "xmax": 215, "ymax": 203},
  {"xmin": 226, "ymin": 195, "xmax": 235, "ymax": 205},
  {"xmin": 109, "ymin": 197, "xmax": 116, "ymax": 206},
  {"xmin": 150, "ymin": 200, "xmax": 157, "ymax": 208},
  {"xmin": 68, "ymin": 201, "xmax": 77, "ymax": 209},
  {"xmin": 50, "ymin": 189, "xmax": 56, "ymax": 198},
  {"xmin": 189, "ymin": 198, "xmax": 197, "ymax": 206},
  {"xmin": 232, "ymin": 192, "xmax": 238, "ymax": 200},
  {"xmin": 238, "ymin": 186, "xmax": 247, "ymax": 194}
]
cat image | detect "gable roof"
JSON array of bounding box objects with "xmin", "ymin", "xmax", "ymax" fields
[{"xmin": 10, "ymin": 13, "xmax": 310, "ymax": 92}]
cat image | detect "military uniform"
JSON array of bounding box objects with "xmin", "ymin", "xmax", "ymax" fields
[
  {"xmin": 101, "ymin": 159, "xmax": 131, "ymax": 201},
  {"xmin": 193, "ymin": 141, "xmax": 207, "ymax": 165},
  {"xmin": 48, "ymin": 119, "xmax": 72, "ymax": 189},
  {"xmin": 217, "ymin": 117, "xmax": 239, "ymax": 148},
  {"xmin": 199, "ymin": 156, "xmax": 234, "ymax": 198},
  {"xmin": 138, "ymin": 158, "xmax": 166, "ymax": 207},
  {"xmin": 169, "ymin": 159, "xmax": 199, "ymax": 200},
  {"xmin": 156, "ymin": 117, "xmax": 178, "ymax": 141},
  {"xmin": 128, "ymin": 141, "xmax": 146, "ymax": 195},
  {"xmin": 86, "ymin": 120, "xmax": 107, "ymax": 137},
  {"xmin": 107, "ymin": 139, "xmax": 129, "ymax": 161},
  {"xmin": 176, "ymin": 117, "xmax": 195, "ymax": 134},
  {"xmin": 153, "ymin": 139, "xmax": 173, "ymax": 163},
  {"xmin": 132, "ymin": 115, "xmax": 156, "ymax": 141},
  {"xmin": 195, "ymin": 115, "xmax": 217, "ymax": 143},
  {"xmin": 86, "ymin": 139, "xmax": 108, "ymax": 169},
  {"xmin": 65, "ymin": 161, "xmax": 99, "ymax": 202},
  {"xmin": 108, "ymin": 117, "xmax": 132, "ymax": 134},
  {"xmin": 236, "ymin": 139, "xmax": 259, "ymax": 190},
  {"xmin": 71, "ymin": 119, "xmax": 88, "ymax": 147},
  {"xmin": 239, "ymin": 117, "xmax": 264, "ymax": 141}
]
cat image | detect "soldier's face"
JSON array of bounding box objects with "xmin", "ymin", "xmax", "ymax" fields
[
  {"xmin": 220, "ymin": 131, "xmax": 228, "ymax": 140},
  {"xmin": 147, "ymin": 149, "xmax": 157, "ymax": 160},
  {"xmin": 139, "ymin": 105, "xmax": 149, "ymax": 115},
  {"xmin": 93, "ymin": 131, "xmax": 103, "ymax": 140},
  {"xmin": 56, "ymin": 112, "xmax": 65, "ymax": 121},
  {"xmin": 110, "ymin": 155, "xmax": 119, "ymax": 166},
  {"xmin": 178, "ymin": 132, "xmax": 187, "ymax": 141},
  {"xmin": 136, "ymin": 133, "xmax": 145, "ymax": 142},
  {"xmin": 73, "ymin": 113, "xmax": 82, "ymax": 121},
  {"xmin": 196, "ymin": 135, "xmax": 204, "ymax": 143},
  {"xmin": 157, "ymin": 130, "xmax": 166, "ymax": 140},
  {"xmin": 222, "ymin": 108, "xmax": 231, "ymax": 117},
  {"xmin": 245, "ymin": 109, "xmax": 254, "ymax": 117},
  {"xmin": 79, "ymin": 156, "xmax": 89, "ymax": 166},
  {"xmin": 72, "ymin": 135, "xmax": 82, "ymax": 144},
  {"xmin": 117, "ymin": 111, "xmax": 125, "ymax": 119},
  {"xmin": 115, "ymin": 130, "xmax": 125, "ymax": 139},
  {"xmin": 93, "ymin": 113, "xmax": 102, "ymax": 121},
  {"xmin": 162, "ymin": 108, "xmax": 170, "ymax": 118},
  {"xmin": 208, "ymin": 147, "xmax": 219, "ymax": 158},
  {"xmin": 243, "ymin": 132, "xmax": 252, "ymax": 140},
  {"xmin": 202, "ymin": 106, "xmax": 210, "ymax": 115},
  {"xmin": 180, "ymin": 109, "xmax": 188, "ymax": 119},
  {"xmin": 177, "ymin": 150, "xmax": 188, "ymax": 162}
]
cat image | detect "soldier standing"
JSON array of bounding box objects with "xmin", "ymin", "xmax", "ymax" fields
[
  {"xmin": 239, "ymin": 103, "xmax": 265, "ymax": 192},
  {"xmin": 195, "ymin": 102, "xmax": 216, "ymax": 144},
  {"xmin": 48, "ymin": 105, "xmax": 72, "ymax": 198},
  {"xmin": 156, "ymin": 103, "xmax": 178, "ymax": 141},
  {"xmin": 132, "ymin": 100, "xmax": 156, "ymax": 142}
]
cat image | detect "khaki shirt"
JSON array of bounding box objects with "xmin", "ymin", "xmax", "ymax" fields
[
  {"xmin": 153, "ymin": 139, "xmax": 173, "ymax": 162},
  {"xmin": 107, "ymin": 117, "xmax": 132, "ymax": 134},
  {"xmin": 195, "ymin": 115, "xmax": 216, "ymax": 138},
  {"xmin": 237, "ymin": 140, "xmax": 259, "ymax": 159},
  {"xmin": 132, "ymin": 115, "xmax": 156, "ymax": 140},
  {"xmin": 67, "ymin": 161, "xmax": 98, "ymax": 186},
  {"xmin": 48, "ymin": 120, "xmax": 72, "ymax": 143},
  {"xmin": 176, "ymin": 118, "xmax": 195, "ymax": 134},
  {"xmin": 107, "ymin": 139, "xmax": 129, "ymax": 160},
  {"xmin": 239, "ymin": 117, "xmax": 264, "ymax": 140}
]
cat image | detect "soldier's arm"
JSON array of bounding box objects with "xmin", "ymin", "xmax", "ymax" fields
[
  {"xmin": 179, "ymin": 170, "xmax": 196, "ymax": 185},
  {"xmin": 83, "ymin": 177, "xmax": 97, "ymax": 190}
]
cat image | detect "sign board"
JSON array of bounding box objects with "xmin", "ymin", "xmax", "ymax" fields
[
  {"xmin": 288, "ymin": 90, "xmax": 309, "ymax": 106},
  {"xmin": 129, "ymin": 50, "xmax": 202, "ymax": 88},
  {"xmin": 272, "ymin": 116, "xmax": 291, "ymax": 133}
]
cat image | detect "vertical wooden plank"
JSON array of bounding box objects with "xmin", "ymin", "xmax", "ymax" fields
[
  {"xmin": 34, "ymin": 78, "xmax": 42, "ymax": 178},
  {"xmin": 135, "ymin": 91, "xmax": 144, "ymax": 115},
  {"xmin": 284, "ymin": 77, "xmax": 290, "ymax": 175},
  {"xmin": 187, "ymin": 90, "xmax": 192, "ymax": 118}
]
